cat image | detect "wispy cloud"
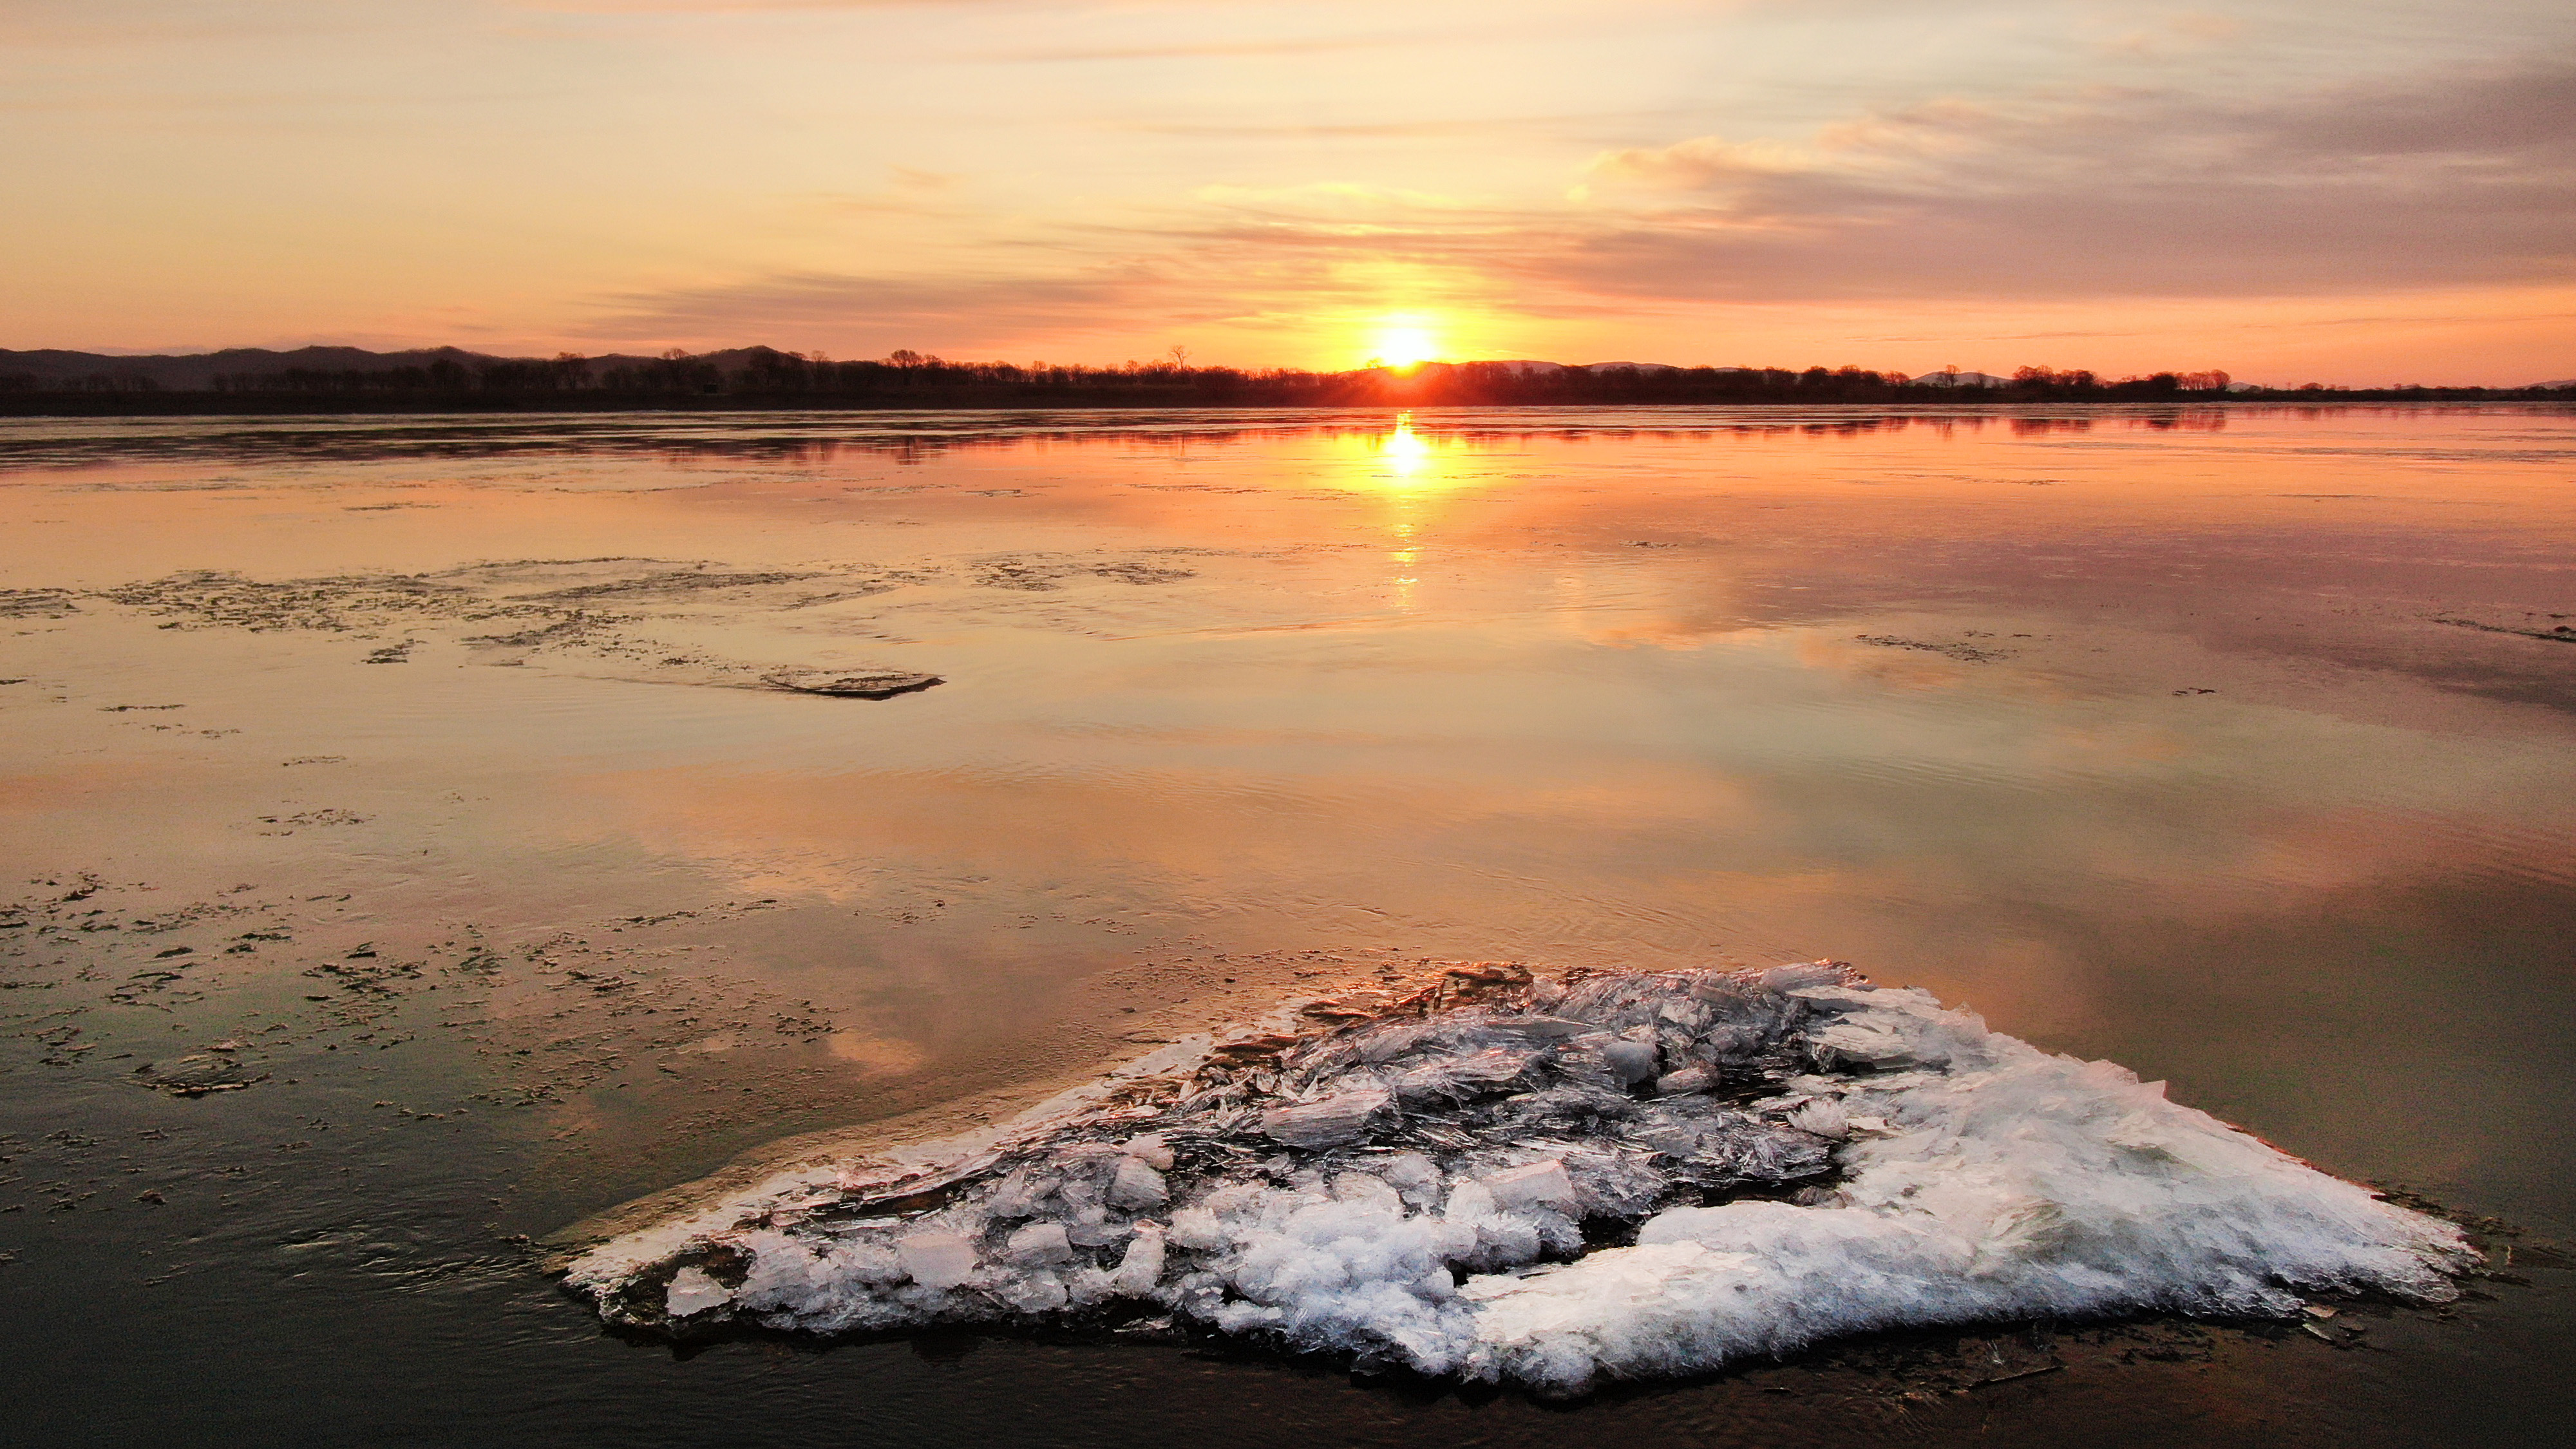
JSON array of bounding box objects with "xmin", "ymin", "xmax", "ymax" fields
[
  {"xmin": 518, "ymin": 1, "xmax": 1027, "ymax": 12},
  {"xmin": 1115, "ymin": 111, "xmax": 1692, "ymax": 140},
  {"xmin": 1543, "ymin": 59, "xmax": 2576, "ymax": 301},
  {"xmin": 576, "ymin": 48, "xmax": 2576, "ymax": 361},
  {"xmin": 576, "ymin": 270, "xmax": 1155, "ymax": 350},
  {"xmin": 972, "ymin": 32, "xmax": 1440, "ymax": 64}
]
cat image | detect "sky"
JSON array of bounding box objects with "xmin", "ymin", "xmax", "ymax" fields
[{"xmin": 3, "ymin": 0, "xmax": 2571, "ymax": 383}]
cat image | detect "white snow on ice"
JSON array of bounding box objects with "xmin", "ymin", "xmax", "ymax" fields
[{"xmin": 565, "ymin": 963, "xmax": 2470, "ymax": 1395}]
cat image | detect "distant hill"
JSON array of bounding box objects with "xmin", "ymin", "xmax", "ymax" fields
[
  {"xmin": 0, "ymin": 346, "xmax": 503, "ymax": 390},
  {"xmin": 0, "ymin": 345, "xmax": 766, "ymax": 391}
]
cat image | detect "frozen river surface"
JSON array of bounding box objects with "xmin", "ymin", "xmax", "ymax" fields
[{"xmin": 0, "ymin": 405, "xmax": 2570, "ymax": 1445}]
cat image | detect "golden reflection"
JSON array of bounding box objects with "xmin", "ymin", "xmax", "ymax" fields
[
  {"xmin": 1369, "ymin": 413, "xmax": 1439, "ymax": 610},
  {"xmin": 1381, "ymin": 412, "xmax": 1432, "ymax": 482},
  {"xmin": 1318, "ymin": 411, "xmax": 1466, "ymax": 493}
]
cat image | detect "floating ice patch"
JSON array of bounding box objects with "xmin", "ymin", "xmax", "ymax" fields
[{"xmin": 562, "ymin": 962, "xmax": 2472, "ymax": 1396}]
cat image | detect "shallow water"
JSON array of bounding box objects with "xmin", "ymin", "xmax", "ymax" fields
[{"xmin": 1, "ymin": 404, "xmax": 2570, "ymax": 1445}]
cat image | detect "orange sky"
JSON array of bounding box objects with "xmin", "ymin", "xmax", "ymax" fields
[{"xmin": 4, "ymin": 1, "xmax": 2571, "ymax": 384}]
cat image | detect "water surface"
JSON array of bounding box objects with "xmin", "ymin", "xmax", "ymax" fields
[{"xmin": 1, "ymin": 405, "xmax": 2569, "ymax": 1445}]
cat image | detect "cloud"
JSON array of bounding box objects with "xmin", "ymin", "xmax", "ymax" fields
[
  {"xmin": 1187, "ymin": 182, "xmax": 1492, "ymax": 219},
  {"xmin": 576, "ymin": 270, "xmax": 1157, "ymax": 349},
  {"xmin": 1118, "ymin": 110, "xmax": 1690, "ymax": 140},
  {"xmin": 2100, "ymin": 8, "xmax": 2246, "ymax": 58},
  {"xmin": 516, "ymin": 1, "xmax": 1019, "ymax": 12},
  {"xmin": 1584, "ymin": 136, "xmax": 1816, "ymax": 191},
  {"xmin": 0, "ymin": 0, "xmax": 377, "ymax": 46},
  {"xmin": 578, "ymin": 52, "xmax": 2576, "ymax": 352},
  {"xmin": 576, "ymin": 187, "xmax": 1552, "ymax": 349},
  {"xmin": 1540, "ymin": 57, "xmax": 2576, "ymax": 301},
  {"xmin": 973, "ymin": 32, "xmax": 1438, "ymax": 63}
]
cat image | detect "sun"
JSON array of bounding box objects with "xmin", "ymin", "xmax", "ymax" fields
[{"xmin": 1368, "ymin": 317, "xmax": 1439, "ymax": 370}]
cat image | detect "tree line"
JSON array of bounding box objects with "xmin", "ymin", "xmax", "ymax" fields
[{"xmin": 2, "ymin": 346, "xmax": 2567, "ymax": 413}]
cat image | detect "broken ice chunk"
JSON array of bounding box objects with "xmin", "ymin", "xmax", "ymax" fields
[
  {"xmin": 1066, "ymin": 1207, "xmax": 1128, "ymax": 1247},
  {"xmin": 1330, "ymin": 1171, "xmax": 1404, "ymax": 1211},
  {"xmin": 664, "ymin": 1265, "xmax": 731, "ymax": 1318},
  {"xmin": 1702, "ymin": 1024, "xmax": 1764, "ymax": 1059},
  {"xmin": 1354, "ymin": 1023, "xmax": 1437, "ymax": 1064},
  {"xmin": 1599, "ymin": 1037, "xmax": 1660, "ymax": 1086},
  {"xmin": 1066, "ymin": 1267, "xmax": 1117, "ymax": 1307},
  {"xmin": 1788, "ymin": 1098, "xmax": 1850, "ymax": 1140},
  {"xmin": 1260, "ymin": 1086, "xmax": 1391, "ymax": 1148},
  {"xmin": 766, "ymin": 668, "xmax": 943, "ymax": 699},
  {"xmin": 1121, "ymin": 1133, "xmax": 1175, "ymax": 1170},
  {"xmin": 896, "ymin": 1232, "xmax": 978, "ymax": 1289},
  {"xmin": 1759, "ymin": 961, "xmax": 1844, "ymax": 992},
  {"xmin": 1202, "ymin": 1182, "xmax": 1265, "ymax": 1217},
  {"xmin": 1111, "ymin": 1228, "xmax": 1167, "ymax": 1295},
  {"xmin": 1108, "ymin": 1156, "xmax": 1170, "ymax": 1210},
  {"xmin": 1167, "ymin": 1206, "xmax": 1229, "ymax": 1251},
  {"xmin": 1486, "ymin": 1015, "xmax": 1588, "ymax": 1041},
  {"xmin": 1391, "ymin": 1048, "xmax": 1539, "ymax": 1105},
  {"xmin": 994, "ymin": 1272, "xmax": 1069, "ymax": 1313},
  {"xmin": 1808, "ymin": 1018, "xmax": 1924, "ymax": 1067},
  {"xmin": 1378, "ymin": 1151, "xmax": 1441, "ymax": 1202},
  {"xmin": 1557, "ymin": 1147, "xmax": 1670, "ymax": 1217},
  {"xmin": 1785, "ymin": 985, "xmax": 1882, "ymax": 1013},
  {"xmin": 1005, "ymin": 1221, "xmax": 1075, "ymax": 1266},
  {"xmin": 1482, "ymin": 1159, "xmax": 1578, "ymax": 1212},
  {"xmin": 1495, "ymin": 1082, "xmax": 1637, "ymax": 1130},
  {"xmin": 989, "ymin": 1170, "xmax": 1052, "ymax": 1219},
  {"xmin": 1654, "ymin": 1066, "xmax": 1713, "ymax": 1096}
]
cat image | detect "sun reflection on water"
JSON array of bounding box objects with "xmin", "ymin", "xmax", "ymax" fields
[
  {"xmin": 1383, "ymin": 413, "xmax": 1429, "ymax": 478},
  {"xmin": 1376, "ymin": 413, "xmax": 1434, "ymax": 608}
]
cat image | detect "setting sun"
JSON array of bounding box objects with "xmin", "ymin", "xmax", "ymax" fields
[{"xmin": 1370, "ymin": 319, "xmax": 1439, "ymax": 370}]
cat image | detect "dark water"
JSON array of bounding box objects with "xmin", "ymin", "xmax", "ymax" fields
[{"xmin": 1, "ymin": 405, "xmax": 2569, "ymax": 1445}]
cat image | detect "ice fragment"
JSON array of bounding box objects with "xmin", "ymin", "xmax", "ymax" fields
[
  {"xmin": 1005, "ymin": 1221, "xmax": 1074, "ymax": 1266},
  {"xmin": 1599, "ymin": 1037, "xmax": 1660, "ymax": 1085},
  {"xmin": 896, "ymin": 1232, "xmax": 977, "ymax": 1289},
  {"xmin": 1482, "ymin": 1159, "xmax": 1578, "ymax": 1212},
  {"xmin": 1654, "ymin": 1066, "xmax": 1713, "ymax": 1096},
  {"xmin": 1111, "ymin": 1228, "xmax": 1167, "ymax": 1296},
  {"xmin": 1120, "ymin": 1133, "xmax": 1175, "ymax": 1170},
  {"xmin": 1787, "ymin": 1098, "xmax": 1850, "ymax": 1140},
  {"xmin": 1260, "ymin": 1086, "xmax": 1390, "ymax": 1147},
  {"xmin": 664, "ymin": 1265, "xmax": 730, "ymax": 1318},
  {"xmin": 1378, "ymin": 1151, "xmax": 1441, "ymax": 1201},
  {"xmin": 1108, "ymin": 1156, "xmax": 1169, "ymax": 1210}
]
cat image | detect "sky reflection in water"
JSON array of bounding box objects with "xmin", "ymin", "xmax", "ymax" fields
[{"xmin": 0, "ymin": 404, "xmax": 2569, "ymax": 1446}]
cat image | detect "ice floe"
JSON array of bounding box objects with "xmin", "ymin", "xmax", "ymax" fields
[{"xmin": 563, "ymin": 961, "xmax": 2472, "ymax": 1396}]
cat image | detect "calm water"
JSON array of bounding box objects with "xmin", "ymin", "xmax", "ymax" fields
[{"xmin": 1, "ymin": 405, "xmax": 2570, "ymax": 1446}]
